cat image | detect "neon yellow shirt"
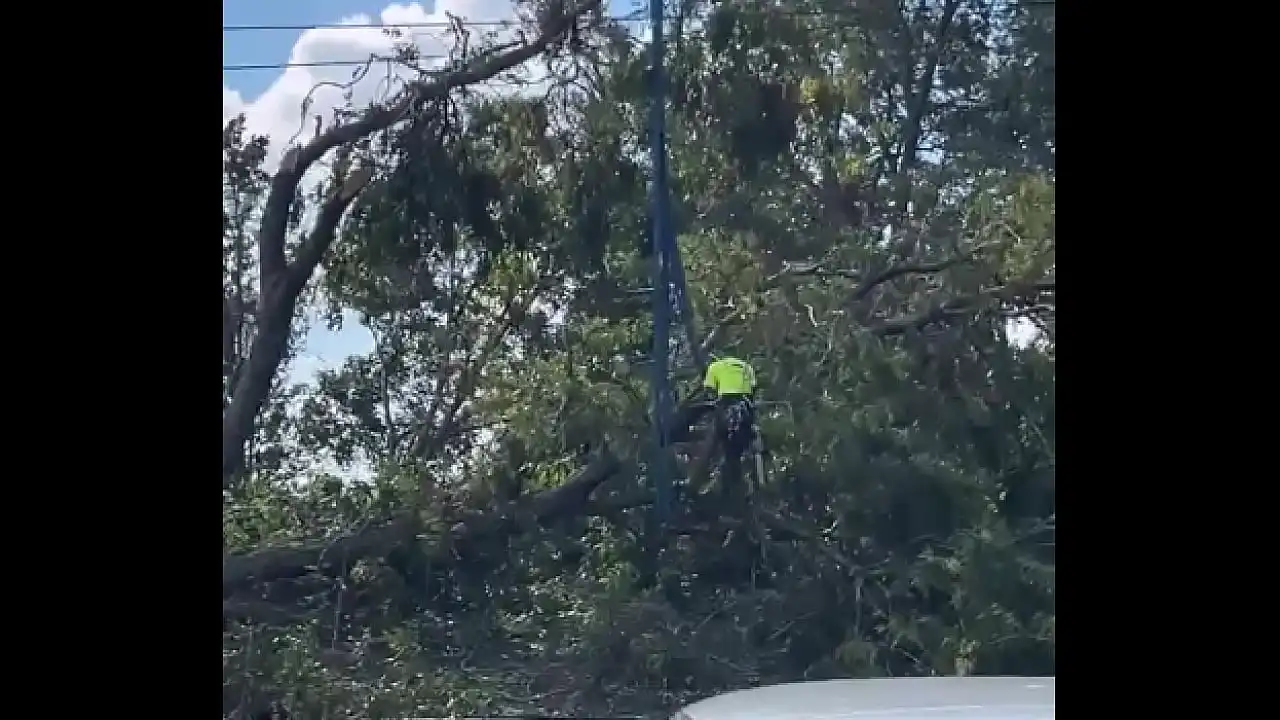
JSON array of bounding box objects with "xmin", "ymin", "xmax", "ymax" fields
[{"xmin": 703, "ymin": 357, "xmax": 756, "ymax": 396}]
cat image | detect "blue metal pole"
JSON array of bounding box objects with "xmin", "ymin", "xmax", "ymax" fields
[
  {"xmin": 647, "ymin": 0, "xmax": 674, "ymax": 522},
  {"xmin": 667, "ymin": 246, "xmax": 707, "ymax": 372}
]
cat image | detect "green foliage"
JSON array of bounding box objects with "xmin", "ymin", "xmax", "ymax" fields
[{"xmin": 223, "ymin": 1, "xmax": 1055, "ymax": 717}]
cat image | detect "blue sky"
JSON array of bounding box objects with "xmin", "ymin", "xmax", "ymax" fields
[
  {"xmin": 224, "ymin": 0, "xmax": 636, "ymax": 383},
  {"xmin": 224, "ymin": 0, "xmax": 403, "ymax": 97}
]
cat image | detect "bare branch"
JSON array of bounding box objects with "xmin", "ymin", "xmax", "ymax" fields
[
  {"xmin": 269, "ymin": 0, "xmax": 598, "ymax": 202},
  {"xmin": 409, "ymin": 277, "xmax": 554, "ymax": 459},
  {"xmin": 895, "ymin": 0, "xmax": 961, "ymax": 216},
  {"xmin": 781, "ymin": 254, "xmax": 971, "ymax": 301},
  {"xmin": 868, "ymin": 278, "xmax": 1055, "ymax": 337}
]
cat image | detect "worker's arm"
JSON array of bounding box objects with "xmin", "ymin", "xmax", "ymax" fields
[
  {"xmin": 671, "ymin": 370, "xmax": 718, "ymax": 442},
  {"xmin": 676, "ymin": 368, "xmax": 714, "ymax": 412}
]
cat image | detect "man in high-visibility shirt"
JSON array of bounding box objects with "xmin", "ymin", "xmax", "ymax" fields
[{"xmin": 674, "ymin": 354, "xmax": 759, "ymax": 490}]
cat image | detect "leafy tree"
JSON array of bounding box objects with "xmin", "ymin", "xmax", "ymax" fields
[{"xmin": 222, "ymin": 1, "xmax": 1054, "ymax": 717}]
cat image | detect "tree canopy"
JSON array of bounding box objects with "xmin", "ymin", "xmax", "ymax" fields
[{"xmin": 221, "ymin": 1, "xmax": 1054, "ymax": 717}]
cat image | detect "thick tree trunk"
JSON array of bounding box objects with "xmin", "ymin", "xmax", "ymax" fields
[{"xmin": 221, "ymin": 281, "xmax": 297, "ymax": 483}]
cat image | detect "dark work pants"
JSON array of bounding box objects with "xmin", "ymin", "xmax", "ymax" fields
[
  {"xmin": 718, "ymin": 394, "xmax": 755, "ymax": 456},
  {"xmin": 717, "ymin": 394, "xmax": 755, "ymax": 491},
  {"xmin": 671, "ymin": 395, "xmax": 755, "ymax": 447},
  {"xmin": 670, "ymin": 395, "xmax": 757, "ymax": 498}
]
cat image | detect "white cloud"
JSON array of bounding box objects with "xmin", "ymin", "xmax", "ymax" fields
[
  {"xmin": 223, "ymin": 1, "xmax": 537, "ymax": 167},
  {"xmin": 223, "ymin": 87, "xmax": 245, "ymax": 123}
]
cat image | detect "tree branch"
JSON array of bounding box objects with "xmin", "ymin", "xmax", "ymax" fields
[
  {"xmin": 271, "ymin": 0, "xmax": 599, "ymax": 186},
  {"xmin": 288, "ymin": 166, "xmax": 374, "ymax": 291},
  {"xmin": 221, "ymin": 173, "xmax": 372, "ymax": 485},
  {"xmin": 868, "ymin": 278, "xmax": 1055, "ymax": 337},
  {"xmin": 781, "ymin": 254, "xmax": 971, "ymax": 302},
  {"xmin": 895, "ymin": 0, "xmax": 961, "ymax": 216},
  {"xmin": 223, "ymin": 598, "xmax": 322, "ymax": 629},
  {"xmin": 222, "ymin": 3, "xmax": 600, "ymax": 486},
  {"xmin": 852, "ymin": 257, "xmax": 966, "ymax": 302},
  {"xmin": 223, "ymin": 446, "xmax": 620, "ymax": 600},
  {"xmin": 410, "ymin": 278, "xmax": 552, "ymax": 459}
]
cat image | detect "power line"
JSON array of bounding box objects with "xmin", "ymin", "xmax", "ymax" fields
[
  {"xmin": 224, "ymin": 58, "xmax": 442, "ymax": 71},
  {"xmin": 222, "ymin": 11, "xmax": 645, "ymax": 33},
  {"xmin": 225, "ymin": 20, "xmax": 518, "ymax": 32},
  {"xmin": 221, "ymin": 2, "xmax": 1053, "ymax": 33},
  {"xmin": 223, "ymin": 2, "xmax": 1056, "ymax": 71}
]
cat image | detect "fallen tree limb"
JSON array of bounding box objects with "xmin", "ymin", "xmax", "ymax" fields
[
  {"xmin": 758, "ymin": 510, "xmax": 857, "ymax": 571},
  {"xmin": 223, "ymin": 598, "xmax": 322, "ymax": 628},
  {"xmin": 223, "ymin": 513, "xmax": 417, "ymax": 597},
  {"xmin": 223, "ymin": 447, "xmax": 620, "ymax": 599}
]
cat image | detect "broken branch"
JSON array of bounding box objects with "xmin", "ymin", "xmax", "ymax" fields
[{"xmin": 223, "ymin": 447, "xmax": 621, "ymax": 603}]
